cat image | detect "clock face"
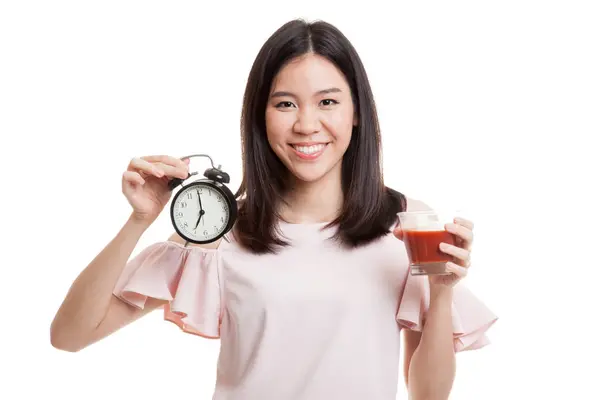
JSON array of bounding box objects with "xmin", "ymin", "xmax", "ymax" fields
[{"xmin": 172, "ymin": 183, "xmax": 230, "ymax": 243}]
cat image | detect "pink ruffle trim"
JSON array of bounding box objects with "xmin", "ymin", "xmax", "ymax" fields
[
  {"xmin": 113, "ymin": 241, "xmax": 222, "ymax": 339},
  {"xmin": 396, "ymin": 272, "xmax": 498, "ymax": 352}
]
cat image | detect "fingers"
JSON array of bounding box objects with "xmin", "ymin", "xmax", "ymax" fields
[
  {"xmin": 393, "ymin": 227, "xmax": 403, "ymax": 240},
  {"xmin": 128, "ymin": 156, "xmax": 189, "ymax": 179},
  {"xmin": 454, "ymin": 216, "xmax": 474, "ymax": 231},
  {"xmin": 128, "ymin": 157, "xmax": 164, "ymax": 178},
  {"xmin": 141, "ymin": 155, "xmax": 189, "ymax": 171},
  {"xmin": 152, "ymin": 162, "xmax": 188, "ymax": 179},
  {"xmin": 439, "ymin": 242, "xmax": 471, "ymax": 265},
  {"xmin": 445, "ymin": 223, "xmax": 474, "ymax": 248},
  {"xmin": 445, "ymin": 261, "xmax": 468, "ymax": 278},
  {"xmin": 123, "ymin": 170, "xmax": 145, "ymax": 186}
]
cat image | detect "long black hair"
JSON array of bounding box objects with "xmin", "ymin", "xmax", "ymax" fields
[{"xmin": 234, "ymin": 18, "xmax": 406, "ymax": 254}]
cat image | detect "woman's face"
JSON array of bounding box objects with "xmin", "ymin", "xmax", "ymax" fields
[{"xmin": 265, "ymin": 53, "xmax": 356, "ymax": 184}]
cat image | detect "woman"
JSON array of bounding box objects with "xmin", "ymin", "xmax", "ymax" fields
[{"xmin": 50, "ymin": 18, "xmax": 497, "ymax": 399}]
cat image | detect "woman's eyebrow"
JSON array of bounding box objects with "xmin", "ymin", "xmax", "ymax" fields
[{"xmin": 270, "ymin": 87, "xmax": 343, "ymax": 99}]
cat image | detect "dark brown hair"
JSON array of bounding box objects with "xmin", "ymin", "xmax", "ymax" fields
[{"xmin": 234, "ymin": 18, "xmax": 406, "ymax": 254}]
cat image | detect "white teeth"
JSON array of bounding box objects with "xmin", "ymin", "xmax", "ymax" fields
[{"xmin": 292, "ymin": 144, "xmax": 326, "ymax": 154}]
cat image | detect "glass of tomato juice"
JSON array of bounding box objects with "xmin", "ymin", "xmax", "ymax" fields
[{"xmin": 397, "ymin": 210, "xmax": 461, "ymax": 276}]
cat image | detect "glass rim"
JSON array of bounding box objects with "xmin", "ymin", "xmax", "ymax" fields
[
  {"xmin": 398, "ymin": 210, "xmax": 442, "ymax": 215},
  {"xmin": 397, "ymin": 210, "xmax": 463, "ymax": 220},
  {"xmin": 398, "ymin": 209, "xmax": 462, "ymax": 214}
]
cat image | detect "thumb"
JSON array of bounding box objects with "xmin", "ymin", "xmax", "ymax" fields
[{"xmin": 393, "ymin": 227, "xmax": 404, "ymax": 240}]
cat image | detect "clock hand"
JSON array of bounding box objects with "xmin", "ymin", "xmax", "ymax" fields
[
  {"xmin": 197, "ymin": 189, "xmax": 203, "ymax": 211},
  {"xmin": 196, "ymin": 189, "xmax": 205, "ymax": 227},
  {"xmin": 194, "ymin": 213, "xmax": 202, "ymax": 230}
]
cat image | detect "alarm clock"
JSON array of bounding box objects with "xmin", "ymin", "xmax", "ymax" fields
[{"xmin": 167, "ymin": 154, "xmax": 237, "ymax": 244}]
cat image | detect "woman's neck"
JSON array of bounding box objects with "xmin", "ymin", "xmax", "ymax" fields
[{"xmin": 279, "ymin": 169, "xmax": 344, "ymax": 224}]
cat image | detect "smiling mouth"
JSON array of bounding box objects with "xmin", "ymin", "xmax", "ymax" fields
[
  {"xmin": 287, "ymin": 143, "xmax": 330, "ymax": 161},
  {"xmin": 289, "ymin": 143, "xmax": 329, "ymax": 155}
]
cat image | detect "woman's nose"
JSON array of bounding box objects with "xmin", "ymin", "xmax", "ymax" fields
[{"xmin": 293, "ymin": 108, "xmax": 321, "ymax": 135}]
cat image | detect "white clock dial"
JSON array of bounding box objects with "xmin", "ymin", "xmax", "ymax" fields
[{"xmin": 172, "ymin": 184, "xmax": 230, "ymax": 242}]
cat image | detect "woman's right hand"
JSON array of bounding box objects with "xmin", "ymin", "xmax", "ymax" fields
[{"xmin": 122, "ymin": 155, "xmax": 190, "ymax": 224}]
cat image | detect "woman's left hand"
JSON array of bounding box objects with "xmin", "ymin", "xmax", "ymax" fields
[{"xmin": 429, "ymin": 216, "xmax": 475, "ymax": 288}]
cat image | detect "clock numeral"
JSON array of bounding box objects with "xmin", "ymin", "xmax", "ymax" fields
[
  {"xmin": 217, "ymin": 197, "xmax": 221, "ymax": 202},
  {"xmin": 214, "ymin": 226, "xmax": 218, "ymax": 232},
  {"xmin": 180, "ymin": 201, "xmax": 187, "ymax": 208},
  {"xmin": 222, "ymin": 204, "xmax": 227, "ymax": 211},
  {"xmin": 220, "ymin": 216, "xmax": 224, "ymax": 223},
  {"xmin": 184, "ymin": 221, "xmax": 188, "ymax": 227},
  {"xmin": 203, "ymin": 230, "xmax": 208, "ymax": 236},
  {"xmin": 177, "ymin": 212, "xmax": 183, "ymax": 217},
  {"xmin": 208, "ymin": 190, "xmax": 212, "ymax": 196},
  {"xmin": 187, "ymin": 193, "xmax": 193, "ymax": 199}
]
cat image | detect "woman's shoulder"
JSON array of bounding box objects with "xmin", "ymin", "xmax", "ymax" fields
[
  {"xmin": 404, "ymin": 196, "xmax": 433, "ymax": 212},
  {"xmin": 167, "ymin": 231, "xmax": 224, "ymax": 250},
  {"xmin": 384, "ymin": 187, "xmax": 433, "ymax": 214},
  {"xmin": 383, "ymin": 193, "xmax": 433, "ymax": 235},
  {"xmin": 384, "ymin": 186, "xmax": 432, "ymax": 219}
]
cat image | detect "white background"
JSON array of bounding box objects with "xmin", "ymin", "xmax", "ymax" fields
[{"xmin": 1, "ymin": 1, "xmax": 599, "ymax": 399}]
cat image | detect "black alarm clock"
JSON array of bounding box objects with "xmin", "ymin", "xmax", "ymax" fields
[{"xmin": 167, "ymin": 154, "xmax": 237, "ymax": 244}]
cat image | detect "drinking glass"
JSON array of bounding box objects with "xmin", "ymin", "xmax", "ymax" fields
[{"xmin": 397, "ymin": 209, "xmax": 461, "ymax": 276}]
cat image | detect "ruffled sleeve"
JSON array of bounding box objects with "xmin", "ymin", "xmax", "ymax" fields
[
  {"xmin": 112, "ymin": 241, "xmax": 223, "ymax": 339},
  {"xmin": 396, "ymin": 272, "xmax": 498, "ymax": 352}
]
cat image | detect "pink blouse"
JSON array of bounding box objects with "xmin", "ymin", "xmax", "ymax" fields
[{"xmin": 113, "ymin": 219, "xmax": 497, "ymax": 399}]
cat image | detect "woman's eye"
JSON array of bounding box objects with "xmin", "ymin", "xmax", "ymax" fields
[
  {"xmin": 276, "ymin": 101, "xmax": 295, "ymax": 108},
  {"xmin": 275, "ymin": 99, "xmax": 338, "ymax": 108},
  {"xmin": 321, "ymin": 99, "xmax": 339, "ymax": 107}
]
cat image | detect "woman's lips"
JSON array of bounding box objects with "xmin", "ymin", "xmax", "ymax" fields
[{"xmin": 289, "ymin": 143, "xmax": 329, "ymax": 160}]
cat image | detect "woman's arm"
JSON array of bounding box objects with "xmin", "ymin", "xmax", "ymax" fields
[
  {"xmin": 399, "ymin": 197, "xmax": 457, "ymax": 398},
  {"xmin": 404, "ymin": 286, "xmax": 456, "ymax": 400},
  {"xmin": 50, "ymin": 212, "xmax": 223, "ymax": 353},
  {"xmin": 50, "ymin": 214, "xmax": 157, "ymax": 352}
]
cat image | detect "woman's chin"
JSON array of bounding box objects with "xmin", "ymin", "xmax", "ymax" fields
[
  {"xmin": 290, "ymin": 172, "xmax": 326, "ymax": 183},
  {"xmin": 287, "ymin": 163, "xmax": 338, "ymax": 184}
]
